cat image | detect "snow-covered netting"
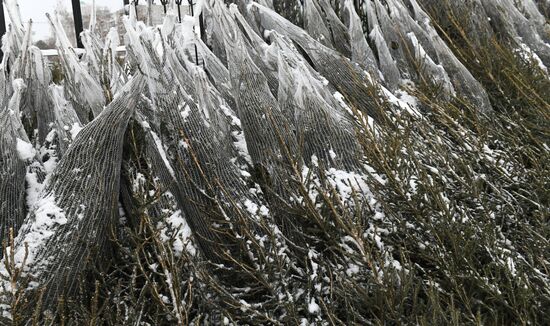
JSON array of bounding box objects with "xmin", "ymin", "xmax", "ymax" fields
[{"xmin": 0, "ymin": 0, "xmax": 548, "ymax": 323}]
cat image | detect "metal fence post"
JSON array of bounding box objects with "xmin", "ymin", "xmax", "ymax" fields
[
  {"xmin": 134, "ymin": 0, "xmax": 140, "ymax": 21},
  {"xmin": 199, "ymin": 9, "xmax": 205, "ymax": 43},
  {"xmin": 188, "ymin": 0, "xmax": 199, "ymax": 65},
  {"xmin": 0, "ymin": 0, "xmax": 6, "ymax": 61},
  {"xmin": 175, "ymin": 0, "xmax": 182, "ymax": 22},
  {"xmin": 71, "ymin": 0, "xmax": 84, "ymax": 48}
]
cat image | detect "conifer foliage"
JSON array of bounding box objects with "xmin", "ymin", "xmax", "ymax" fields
[{"xmin": 0, "ymin": 0, "xmax": 548, "ymax": 324}]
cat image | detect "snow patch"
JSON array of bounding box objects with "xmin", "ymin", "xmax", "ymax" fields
[
  {"xmin": 150, "ymin": 130, "xmax": 176, "ymax": 178},
  {"xmin": 159, "ymin": 209, "xmax": 195, "ymax": 256},
  {"xmin": 308, "ymin": 298, "xmax": 320, "ymax": 314},
  {"xmin": 12, "ymin": 193, "xmax": 67, "ymax": 275},
  {"xmin": 16, "ymin": 138, "xmax": 35, "ymax": 161},
  {"xmin": 69, "ymin": 123, "xmax": 83, "ymax": 140}
]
